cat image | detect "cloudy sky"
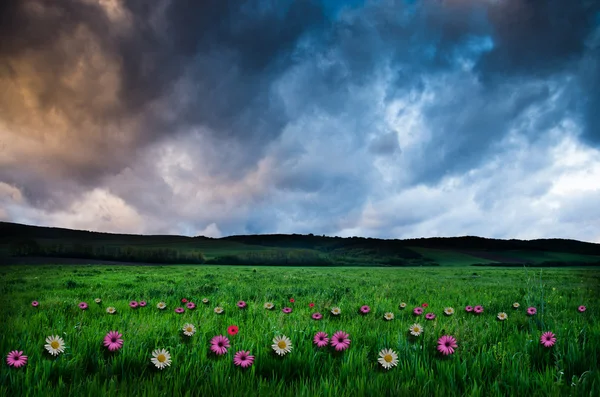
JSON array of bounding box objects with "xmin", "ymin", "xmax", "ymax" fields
[{"xmin": 1, "ymin": 0, "xmax": 599, "ymax": 242}]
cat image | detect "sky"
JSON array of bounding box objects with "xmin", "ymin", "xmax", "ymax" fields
[{"xmin": 1, "ymin": 0, "xmax": 599, "ymax": 243}]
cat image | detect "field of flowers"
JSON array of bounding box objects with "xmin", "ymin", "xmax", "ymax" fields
[{"xmin": 1, "ymin": 265, "xmax": 598, "ymax": 396}]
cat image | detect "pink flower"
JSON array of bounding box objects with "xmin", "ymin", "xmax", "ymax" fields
[
  {"xmin": 465, "ymin": 306, "xmax": 473, "ymax": 312},
  {"xmin": 233, "ymin": 350, "xmax": 254, "ymax": 368},
  {"xmin": 237, "ymin": 301, "xmax": 247, "ymax": 309},
  {"xmin": 6, "ymin": 350, "xmax": 27, "ymax": 368},
  {"xmin": 289, "ymin": 298, "xmax": 295, "ymax": 303},
  {"xmin": 79, "ymin": 302, "xmax": 88, "ymax": 310},
  {"xmin": 314, "ymin": 332, "xmax": 329, "ymax": 348},
  {"xmin": 186, "ymin": 302, "xmax": 196, "ymax": 310},
  {"xmin": 413, "ymin": 307, "xmax": 423, "ymax": 315},
  {"xmin": 422, "ymin": 303, "xmax": 428, "ymax": 308},
  {"xmin": 282, "ymin": 307, "xmax": 292, "ymax": 314},
  {"xmin": 473, "ymin": 305, "xmax": 484, "ymax": 314},
  {"xmin": 129, "ymin": 301, "xmax": 138, "ymax": 308},
  {"xmin": 175, "ymin": 307, "xmax": 185, "ymax": 314},
  {"xmin": 437, "ymin": 335, "xmax": 458, "ymax": 355},
  {"xmin": 31, "ymin": 301, "xmax": 39, "ymax": 307},
  {"xmin": 210, "ymin": 335, "xmax": 230, "ymax": 355},
  {"xmin": 139, "ymin": 301, "xmax": 147, "ymax": 307},
  {"xmin": 309, "ymin": 303, "xmax": 315, "ymax": 308},
  {"xmin": 425, "ymin": 313, "xmax": 436, "ymax": 320},
  {"xmin": 527, "ymin": 307, "xmax": 537, "ymax": 316},
  {"xmin": 330, "ymin": 331, "xmax": 351, "ymax": 351},
  {"xmin": 312, "ymin": 312, "xmax": 323, "ymax": 320},
  {"xmin": 103, "ymin": 331, "xmax": 123, "ymax": 351},
  {"xmin": 360, "ymin": 305, "xmax": 370, "ymax": 314},
  {"xmin": 540, "ymin": 332, "xmax": 556, "ymax": 348},
  {"xmin": 578, "ymin": 305, "xmax": 586, "ymax": 313}
]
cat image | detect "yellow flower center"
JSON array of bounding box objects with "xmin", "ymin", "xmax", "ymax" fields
[
  {"xmin": 186, "ymin": 327, "xmax": 193, "ymax": 332},
  {"xmin": 278, "ymin": 341, "xmax": 287, "ymax": 349},
  {"xmin": 51, "ymin": 341, "xmax": 60, "ymax": 349},
  {"xmin": 157, "ymin": 354, "xmax": 166, "ymax": 363},
  {"xmin": 413, "ymin": 327, "xmax": 419, "ymax": 332},
  {"xmin": 384, "ymin": 354, "xmax": 393, "ymax": 363}
]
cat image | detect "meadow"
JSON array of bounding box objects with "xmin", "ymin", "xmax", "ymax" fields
[{"xmin": 1, "ymin": 265, "xmax": 599, "ymax": 397}]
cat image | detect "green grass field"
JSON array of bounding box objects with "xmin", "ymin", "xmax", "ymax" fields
[{"xmin": 1, "ymin": 265, "xmax": 599, "ymax": 396}]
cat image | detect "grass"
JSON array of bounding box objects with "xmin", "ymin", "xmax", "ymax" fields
[
  {"xmin": 408, "ymin": 247, "xmax": 500, "ymax": 266},
  {"xmin": 1, "ymin": 265, "xmax": 599, "ymax": 397}
]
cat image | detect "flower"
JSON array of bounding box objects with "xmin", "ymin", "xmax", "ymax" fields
[
  {"xmin": 527, "ymin": 307, "xmax": 537, "ymax": 316},
  {"xmin": 182, "ymin": 324, "xmax": 196, "ymax": 336},
  {"xmin": 94, "ymin": 298, "xmax": 101, "ymax": 304},
  {"xmin": 6, "ymin": 351, "xmax": 27, "ymax": 368},
  {"xmin": 210, "ymin": 335, "xmax": 230, "ymax": 355},
  {"xmin": 413, "ymin": 307, "xmax": 423, "ymax": 315},
  {"xmin": 331, "ymin": 331, "xmax": 351, "ymax": 351},
  {"xmin": 272, "ymin": 335, "xmax": 293, "ymax": 356},
  {"xmin": 312, "ymin": 312, "xmax": 323, "ymax": 320},
  {"xmin": 425, "ymin": 313, "xmax": 436, "ymax": 320},
  {"xmin": 313, "ymin": 332, "xmax": 329, "ymax": 348},
  {"xmin": 473, "ymin": 305, "xmax": 484, "ymax": 314},
  {"xmin": 175, "ymin": 307, "xmax": 184, "ymax": 314},
  {"xmin": 139, "ymin": 301, "xmax": 147, "ymax": 307},
  {"xmin": 157, "ymin": 302, "xmax": 166, "ymax": 310},
  {"xmin": 151, "ymin": 349, "xmax": 171, "ymax": 370},
  {"xmin": 409, "ymin": 323, "xmax": 423, "ymax": 336},
  {"xmin": 422, "ymin": 303, "xmax": 428, "ymax": 308},
  {"xmin": 540, "ymin": 331, "xmax": 556, "ymax": 348},
  {"xmin": 186, "ymin": 302, "xmax": 196, "ymax": 310},
  {"xmin": 282, "ymin": 307, "xmax": 292, "ymax": 314},
  {"xmin": 227, "ymin": 325, "xmax": 239, "ymax": 336},
  {"xmin": 497, "ymin": 312, "xmax": 508, "ymax": 321},
  {"xmin": 79, "ymin": 302, "xmax": 88, "ymax": 310},
  {"xmin": 309, "ymin": 302, "xmax": 315, "ymax": 308},
  {"xmin": 233, "ymin": 350, "xmax": 255, "ymax": 368},
  {"xmin": 444, "ymin": 307, "xmax": 454, "ymax": 316},
  {"xmin": 360, "ymin": 305, "xmax": 370, "ymax": 314},
  {"xmin": 465, "ymin": 305, "xmax": 473, "ymax": 312},
  {"xmin": 181, "ymin": 298, "xmax": 188, "ymax": 303},
  {"xmin": 202, "ymin": 298, "xmax": 209, "ymax": 304},
  {"xmin": 214, "ymin": 306, "xmax": 224, "ymax": 314},
  {"xmin": 237, "ymin": 301, "xmax": 247, "ymax": 309},
  {"xmin": 44, "ymin": 335, "xmax": 66, "ymax": 356},
  {"xmin": 106, "ymin": 306, "xmax": 116, "ymax": 314},
  {"xmin": 399, "ymin": 302, "xmax": 407, "ymax": 309},
  {"xmin": 103, "ymin": 331, "xmax": 123, "ymax": 351},
  {"xmin": 437, "ymin": 335, "xmax": 458, "ymax": 356},
  {"xmin": 378, "ymin": 348, "xmax": 398, "ymax": 370},
  {"xmin": 31, "ymin": 300, "xmax": 39, "ymax": 307},
  {"xmin": 264, "ymin": 302, "xmax": 274, "ymax": 310},
  {"xmin": 129, "ymin": 301, "xmax": 138, "ymax": 309},
  {"xmin": 513, "ymin": 302, "xmax": 520, "ymax": 309},
  {"xmin": 578, "ymin": 305, "xmax": 586, "ymax": 313},
  {"xmin": 289, "ymin": 298, "xmax": 295, "ymax": 303},
  {"xmin": 384, "ymin": 312, "xmax": 394, "ymax": 321},
  {"xmin": 331, "ymin": 307, "xmax": 341, "ymax": 316}
]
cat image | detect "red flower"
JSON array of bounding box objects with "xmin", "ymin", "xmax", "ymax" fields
[
  {"xmin": 422, "ymin": 303, "xmax": 428, "ymax": 307},
  {"xmin": 289, "ymin": 298, "xmax": 295, "ymax": 303},
  {"xmin": 181, "ymin": 298, "xmax": 188, "ymax": 303},
  {"xmin": 227, "ymin": 325, "xmax": 239, "ymax": 336},
  {"xmin": 309, "ymin": 302, "xmax": 315, "ymax": 308}
]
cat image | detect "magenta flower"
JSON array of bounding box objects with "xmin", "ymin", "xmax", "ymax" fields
[
  {"xmin": 413, "ymin": 307, "xmax": 423, "ymax": 315},
  {"xmin": 103, "ymin": 331, "xmax": 124, "ymax": 351},
  {"xmin": 6, "ymin": 351, "xmax": 27, "ymax": 368},
  {"xmin": 139, "ymin": 301, "xmax": 147, "ymax": 307},
  {"xmin": 527, "ymin": 307, "xmax": 537, "ymax": 316},
  {"xmin": 540, "ymin": 332, "xmax": 556, "ymax": 348},
  {"xmin": 129, "ymin": 301, "xmax": 138, "ymax": 309},
  {"xmin": 437, "ymin": 335, "xmax": 458, "ymax": 355},
  {"xmin": 210, "ymin": 335, "xmax": 230, "ymax": 356},
  {"xmin": 425, "ymin": 313, "xmax": 436, "ymax": 320},
  {"xmin": 282, "ymin": 307, "xmax": 292, "ymax": 314},
  {"xmin": 314, "ymin": 332, "xmax": 329, "ymax": 348},
  {"xmin": 233, "ymin": 350, "xmax": 254, "ymax": 368},
  {"xmin": 186, "ymin": 302, "xmax": 196, "ymax": 310},
  {"xmin": 237, "ymin": 301, "xmax": 247, "ymax": 309},
  {"xmin": 330, "ymin": 331, "xmax": 351, "ymax": 351},
  {"xmin": 473, "ymin": 305, "xmax": 483, "ymax": 314},
  {"xmin": 312, "ymin": 312, "xmax": 323, "ymax": 320},
  {"xmin": 79, "ymin": 302, "xmax": 88, "ymax": 310},
  {"xmin": 31, "ymin": 301, "xmax": 39, "ymax": 307},
  {"xmin": 578, "ymin": 305, "xmax": 586, "ymax": 313},
  {"xmin": 465, "ymin": 305, "xmax": 473, "ymax": 312},
  {"xmin": 360, "ymin": 305, "xmax": 370, "ymax": 314},
  {"xmin": 175, "ymin": 307, "xmax": 185, "ymax": 314}
]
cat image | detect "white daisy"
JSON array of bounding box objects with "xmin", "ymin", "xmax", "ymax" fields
[
  {"xmin": 214, "ymin": 306, "xmax": 224, "ymax": 314},
  {"xmin": 272, "ymin": 335, "xmax": 293, "ymax": 356},
  {"xmin": 202, "ymin": 298, "xmax": 209, "ymax": 304},
  {"xmin": 44, "ymin": 335, "xmax": 66, "ymax": 356},
  {"xmin": 513, "ymin": 302, "xmax": 520, "ymax": 309},
  {"xmin": 378, "ymin": 348, "xmax": 398, "ymax": 370},
  {"xmin": 94, "ymin": 298, "xmax": 102, "ymax": 304},
  {"xmin": 151, "ymin": 349, "xmax": 171, "ymax": 370},
  {"xmin": 157, "ymin": 302, "xmax": 166, "ymax": 310},
  {"xmin": 409, "ymin": 323, "xmax": 423, "ymax": 336},
  {"xmin": 264, "ymin": 302, "xmax": 274, "ymax": 310},
  {"xmin": 399, "ymin": 302, "xmax": 407, "ymax": 309},
  {"xmin": 331, "ymin": 307, "xmax": 341, "ymax": 315},
  {"xmin": 182, "ymin": 323, "xmax": 196, "ymax": 336},
  {"xmin": 497, "ymin": 312, "xmax": 508, "ymax": 321},
  {"xmin": 444, "ymin": 307, "xmax": 455, "ymax": 316},
  {"xmin": 384, "ymin": 312, "xmax": 394, "ymax": 321},
  {"xmin": 106, "ymin": 306, "xmax": 116, "ymax": 314}
]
